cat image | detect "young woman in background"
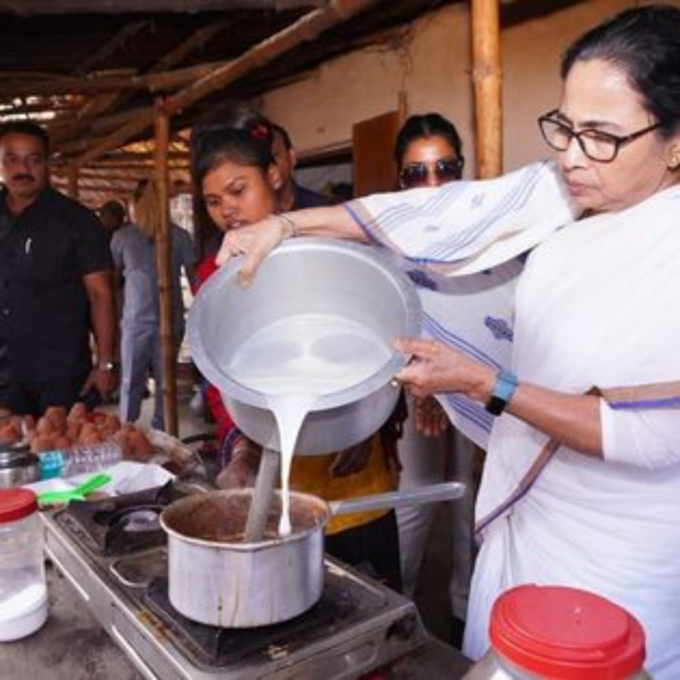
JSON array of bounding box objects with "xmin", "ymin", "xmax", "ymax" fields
[
  {"xmin": 393, "ymin": 113, "xmax": 476, "ymax": 643},
  {"xmin": 190, "ymin": 102, "xmax": 404, "ymax": 591}
]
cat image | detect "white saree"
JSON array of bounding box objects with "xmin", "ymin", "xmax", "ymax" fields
[
  {"xmin": 348, "ymin": 161, "xmax": 575, "ymax": 448},
  {"xmin": 346, "ymin": 164, "xmax": 680, "ymax": 679}
]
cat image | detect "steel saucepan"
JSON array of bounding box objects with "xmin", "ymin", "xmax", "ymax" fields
[{"xmin": 160, "ymin": 482, "xmax": 464, "ymax": 628}]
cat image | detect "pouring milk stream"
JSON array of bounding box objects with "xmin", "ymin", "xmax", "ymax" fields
[{"xmin": 229, "ymin": 313, "xmax": 391, "ymax": 536}]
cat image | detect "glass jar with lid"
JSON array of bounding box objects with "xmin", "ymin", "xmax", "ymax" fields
[
  {"xmin": 0, "ymin": 488, "xmax": 48, "ymax": 641},
  {"xmin": 464, "ymin": 584, "xmax": 652, "ymax": 680}
]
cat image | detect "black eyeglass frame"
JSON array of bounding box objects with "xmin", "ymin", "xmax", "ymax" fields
[
  {"xmin": 399, "ymin": 157, "xmax": 465, "ymax": 186},
  {"xmin": 537, "ymin": 109, "xmax": 665, "ymax": 163}
]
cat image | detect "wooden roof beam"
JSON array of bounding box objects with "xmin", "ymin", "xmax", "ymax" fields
[
  {"xmin": 73, "ymin": 20, "xmax": 152, "ymax": 77},
  {"xmin": 0, "ymin": 62, "xmax": 218, "ymax": 97},
  {"xmin": 77, "ymin": 0, "xmax": 382, "ymax": 166},
  {"xmin": 52, "ymin": 19, "xmax": 234, "ymax": 146},
  {"xmin": 152, "ymin": 18, "xmax": 234, "ymax": 73},
  {"xmin": 0, "ymin": 1, "xmax": 322, "ymax": 14},
  {"xmin": 52, "ymin": 177, "xmax": 141, "ymax": 190},
  {"xmin": 59, "ymin": 161, "xmax": 187, "ymax": 171},
  {"xmin": 48, "ymin": 21, "xmax": 150, "ymax": 143}
]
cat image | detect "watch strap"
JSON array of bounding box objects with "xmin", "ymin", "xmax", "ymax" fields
[
  {"xmin": 485, "ymin": 370, "xmax": 519, "ymax": 416},
  {"xmin": 97, "ymin": 361, "xmax": 115, "ymax": 372}
]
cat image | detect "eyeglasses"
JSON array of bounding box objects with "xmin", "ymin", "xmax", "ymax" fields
[
  {"xmin": 538, "ymin": 109, "xmax": 664, "ymax": 163},
  {"xmin": 399, "ymin": 157, "xmax": 464, "ymax": 188}
]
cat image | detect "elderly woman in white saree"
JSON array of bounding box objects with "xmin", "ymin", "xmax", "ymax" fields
[{"xmin": 216, "ymin": 6, "xmax": 680, "ymax": 678}]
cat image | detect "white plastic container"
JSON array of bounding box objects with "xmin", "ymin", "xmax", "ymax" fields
[
  {"xmin": 463, "ymin": 584, "xmax": 652, "ymax": 680},
  {"xmin": 0, "ymin": 488, "xmax": 48, "ymax": 641}
]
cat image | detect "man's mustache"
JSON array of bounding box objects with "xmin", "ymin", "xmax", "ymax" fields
[{"xmin": 12, "ymin": 173, "xmax": 35, "ymax": 182}]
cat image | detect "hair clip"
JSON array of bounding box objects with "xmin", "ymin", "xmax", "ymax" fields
[{"xmin": 250, "ymin": 123, "xmax": 270, "ymax": 140}]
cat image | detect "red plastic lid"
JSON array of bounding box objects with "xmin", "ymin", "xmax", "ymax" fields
[
  {"xmin": 0, "ymin": 488, "xmax": 38, "ymax": 523},
  {"xmin": 490, "ymin": 584, "xmax": 646, "ymax": 680}
]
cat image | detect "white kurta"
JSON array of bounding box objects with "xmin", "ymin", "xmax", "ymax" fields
[
  {"xmin": 469, "ymin": 187, "xmax": 680, "ymax": 679},
  {"xmin": 348, "ymin": 167, "xmax": 680, "ymax": 679}
]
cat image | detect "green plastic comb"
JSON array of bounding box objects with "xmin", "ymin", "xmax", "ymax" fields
[{"xmin": 37, "ymin": 472, "xmax": 112, "ymax": 506}]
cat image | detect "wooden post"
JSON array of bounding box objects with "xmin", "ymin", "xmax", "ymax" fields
[
  {"xmin": 471, "ymin": 0, "xmax": 503, "ymax": 179},
  {"xmin": 154, "ymin": 95, "xmax": 178, "ymax": 436}
]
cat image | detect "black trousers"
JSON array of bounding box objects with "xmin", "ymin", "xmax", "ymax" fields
[
  {"xmin": 325, "ymin": 509, "xmax": 402, "ymax": 593},
  {"xmin": 0, "ymin": 369, "xmax": 89, "ymax": 417}
]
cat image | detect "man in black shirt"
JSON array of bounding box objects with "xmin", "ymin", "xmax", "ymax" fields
[{"xmin": 0, "ymin": 121, "xmax": 116, "ymax": 416}]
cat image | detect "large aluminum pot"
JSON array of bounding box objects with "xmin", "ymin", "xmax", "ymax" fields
[
  {"xmin": 187, "ymin": 239, "xmax": 421, "ymax": 454},
  {"xmin": 160, "ymin": 483, "xmax": 463, "ymax": 628}
]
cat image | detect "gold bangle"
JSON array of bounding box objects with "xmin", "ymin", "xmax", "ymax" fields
[{"xmin": 277, "ymin": 213, "xmax": 297, "ymax": 238}]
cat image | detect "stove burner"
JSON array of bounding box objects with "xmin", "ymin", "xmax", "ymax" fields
[
  {"xmin": 143, "ymin": 576, "xmax": 358, "ymax": 667},
  {"xmin": 56, "ymin": 481, "xmax": 181, "ymax": 556},
  {"xmin": 110, "ymin": 506, "xmax": 162, "ymax": 533},
  {"xmin": 45, "ymin": 492, "xmax": 430, "ymax": 679}
]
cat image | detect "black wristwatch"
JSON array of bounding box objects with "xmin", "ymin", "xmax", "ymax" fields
[{"xmin": 97, "ymin": 361, "xmax": 115, "ymax": 372}]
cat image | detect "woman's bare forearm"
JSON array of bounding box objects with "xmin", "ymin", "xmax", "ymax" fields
[
  {"xmin": 278, "ymin": 205, "xmax": 368, "ymax": 241},
  {"xmin": 505, "ymin": 381, "xmax": 603, "ymax": 456}
]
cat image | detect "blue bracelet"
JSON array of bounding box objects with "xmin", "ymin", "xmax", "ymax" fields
[{"xmin": 485, "ymin": 370, "xmax": 519, "ymax": 416}]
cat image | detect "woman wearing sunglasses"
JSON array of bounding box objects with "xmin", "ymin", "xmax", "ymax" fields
[
  {"xmin": 392, "ymin": 113, "xmax": 476, "ymax": 645},
  {"xmin": 396, "ymin": 113, "xmax": 464, "ymax": 190},
  {"xmin": 216, "ymin": 6, "xmax": 680, "ymax": 677}
]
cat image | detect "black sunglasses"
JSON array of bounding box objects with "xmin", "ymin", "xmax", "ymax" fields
[{"xmin": 399, "ymin": 157, "xmax": 464, "ymax": 188}]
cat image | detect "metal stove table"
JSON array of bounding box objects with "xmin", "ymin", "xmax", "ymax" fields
[{"xmin": 32, "ymin": 483, "xmax": 470, "ymax": 679}]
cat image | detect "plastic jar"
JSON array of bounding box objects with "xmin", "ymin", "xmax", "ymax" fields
[
  {"xmin": 0, "ymin": 488, "xmax": 48, "ymax": 641},
  {"xmin": 463, "ymin": 584, "xmax": 652, "ymax": 679}
]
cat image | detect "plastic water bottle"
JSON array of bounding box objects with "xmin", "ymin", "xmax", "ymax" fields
[{"xmin": 38, "ymin": 440, "xmax": 123, "ymax": 479}]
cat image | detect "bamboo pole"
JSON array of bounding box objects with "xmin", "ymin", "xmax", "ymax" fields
[
  {"xmin": 52, "ymin": 23, "xmax": 233, "ymax": 149},
  {"xmin": 77, "ymin": 0, "xmax": 380, "ymax": 165},
  {"xmin": 54, "ymin": 160, "xmax": 187, "ymax": 172},
  {"xmin": 67, "ymin": 167, "xmax": 152, "ymax": 178},
  {"xmin": 1, "ymin": 62, "xmax": 218, "ymax": 98},
  {"xmin": 471, "ymin": 0, "xmax": 502, "ymax": 179},
  {"xmin": 151, "ymin": 19, "xmax": 233, "ymax": 74},
  {"xmin": 52, "ymin": 178, "xmax": 142, "ymax": 191},
  {"xmin": 153, "ymin": 96, "xmax": 178, "ymax": 436},
  {"xmin": 167, "ymin": 0, "xmax": 378, "ymax": 115},
  {"xmin": 2, "ymin": 0, "xmax": 322, "ymax": 14},
  {"xmin": 73, "ymin": 20, "xmax": 150, "ymax": 77},
  {"xmin": 79, "ymin": 110, "xmax": 156, "ymax": 167}
]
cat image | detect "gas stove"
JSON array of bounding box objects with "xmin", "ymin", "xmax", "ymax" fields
[{"xmin": 41, "ymin": 483, "xmax": 430, "ymax": 679}]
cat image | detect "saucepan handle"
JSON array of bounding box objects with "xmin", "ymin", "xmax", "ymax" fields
[{"xmin": 329, "ymin": 481, "xmax": 465, "ymax": 517}]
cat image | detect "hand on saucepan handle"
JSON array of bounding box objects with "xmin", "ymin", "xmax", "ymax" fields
[
  {"xmin": 215, "ymin": 216, "xmax": 289, "ymax": 287},
  {"xmin": 329, "ymin": 440, "xmax": 372, "ymax": 477},
  {"xmin": 413, "ymin": 396, "xmax": 450, "ymax": 437},
  {"xmin": 394, "ymin": 337, "xmax": 494, "ymax": 403}
]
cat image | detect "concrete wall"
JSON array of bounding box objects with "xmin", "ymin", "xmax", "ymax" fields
[{"xmin": 258, "ymin": 0, "xmax": 679, "ymax": 178}]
